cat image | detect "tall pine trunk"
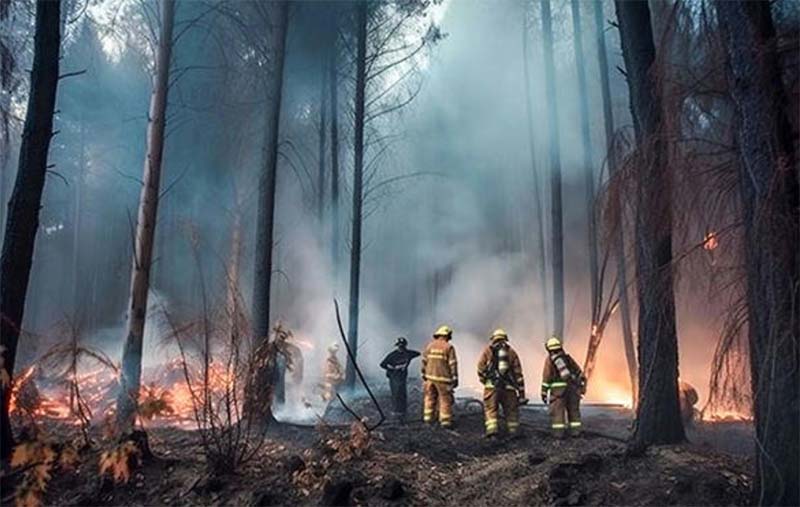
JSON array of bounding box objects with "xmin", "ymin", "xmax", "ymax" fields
[
  {"xmin": 0, "ymin": 0, "xmax": 60, "ymax": 460},
  {"xmin": 541, "ymin": 0, "xmax": 564, "ymax": 339},
  {"xmin": 248, "ymin": 0, "xmax": 289, "ymax": 421},
  {"xmin": 71, "ymin": 120, "xmax": 85, "ymax": 319},
  {"xmin": 594, "ymin": 0, "xmax": 637, "ymax": 405},
  {"xmin": 329, "ymin": 48, "xmax": 340, "ymax": 282},
  {"xmin": 116, "ymin": 0, "xmax": 175, "ymax": 430},
  {"xmin": 316, "ymin": 60, "xmax": 327, "ymax": 227},
  {"xmin": 615, "ymin": 0, "xmax": 684, "ymax": 446},
  {"xmin": 0, "ymin": 0, "xmax": 14, "ymax": 233},
  {"xmin": 715, "ymin": 3, "xmax": 799, "ymax": 504},
  {"xmin": 570, "ymin": 0, "xmax": 599, "ymax": 327},
  {"xmin": 522, "ymin": 8, "xmax": 549, "ymax": 340},
  {"xmin": 345, "ymin": 0, "xmax": 368, "ymax": 389}
]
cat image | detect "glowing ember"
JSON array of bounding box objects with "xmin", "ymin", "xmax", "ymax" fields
[
  {"xmin": 9, "ymin": 358, "xmax": 246, "ymax": 430},
  {"xmin": 703, "ymin": 231, "xmax": 719, "ymax": 251}
]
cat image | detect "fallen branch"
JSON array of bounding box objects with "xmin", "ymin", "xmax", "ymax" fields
[{"xmin": 333, "ymin": 299, "xmax": 385, "ymax": 431}]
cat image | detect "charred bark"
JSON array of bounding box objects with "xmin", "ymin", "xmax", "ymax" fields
[
  {"xmin": 345, "ymin": 0, "xmax": 368, "ymax": 389},
  {"xmin": 541, "ymin": 0, "xmax": 564, "ymax": 339},
  {"xmin": 522, "ymin": 7, "xmax": 549, "ymax": 340},
  {"xmin": 247, "ymin": 0, "xmax": 289, "ymax": 423},
  {"xmin": 317, "ymin": 59, "xmax": 327, "ymax": 227},
  {"xmin": 329, "ymin": 45, "xmax": 341, "ymax": 281},
  {"xmin": 116, "ymin": 0, "xmax": 175, "ymax": 430},
  {"xmin": 0, "ymin": 0, "xmax": 60, "ymax": 461},
  {"xmin": 715, "ymin": 2, "xmax": 799, "ymax": 504},
  {"xmin": 615, "ymin": 0, "xmax": 684, "ymax": 446},
  {"xmin": 594, "ymin": 0, "xmax": 637, "ymax": 405}
]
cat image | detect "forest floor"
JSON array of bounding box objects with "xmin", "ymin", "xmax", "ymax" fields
[{"xmin": 27, "ymin": 387, "xmax": 753, "ymax": 507}]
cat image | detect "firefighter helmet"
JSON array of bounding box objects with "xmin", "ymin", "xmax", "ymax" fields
[
  {"xmin": 546, "ymin": 336, "xmax": 562, "ymax": 351},
  {"xmin": 433, "ymin": 325, "xmax": 453, "ymax": 338},
  {"xmin": 395, "ymin": 336, "xmax": 408, "ymax": 348},
  {"xmin": 490, "ymin": 328, "xmax": 508, "ymax": 342}
]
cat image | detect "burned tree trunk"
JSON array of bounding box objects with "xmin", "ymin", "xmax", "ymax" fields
[
  {"xmin": 541, "ymin": 0, "xmax": 564, "ymax": 339},
  {"xmin": 594, "ymin": 0, "xmax": 637, "ymax": 405},
  {"xmin": 316, "ymin": 59, "xmax": 327, "ymax": 227},
  {"xmin": 0, "ymin": 0, "xmax": 60, "ymax": 460},
  {"xmin": 522, "ymin": 8, "xmax": 549, "ymax": 340},
  {"xmin": 116, "ymin": 0, "xmax": 175, "ymax": 430},
  {"xmin": 715, "ymin": 2, "xmax": 799, "ymax": 504},
  {"xmin": 344, "ymin": 0, "xmax": 368, "ymax": 389},
  {"xmin": 570, "ymin": 0, "xmax": 600, "ymax": 330},
  {"xmin": 247, "ymin": 0, "xmax": 289, "ymax": 423},
  {"xmin": 329, "ymin": 46, "xmax": 341, "ymax": 280},
  {"xmin": 615, "ymin": 0, "xmax": 684, "ymax": 446}
]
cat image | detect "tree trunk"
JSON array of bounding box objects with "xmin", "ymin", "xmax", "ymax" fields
[
  {"xmin": 522, "ymin": 8, "xmax": 549, "ymax": 340},
  {"xmin": 715, "ymin": 3, "xmax": 799, "ymax": 504},
  {"xmin": 316, "ymin": 59, "xmax": 327, "ymax": 227},
  {"xmin": 71, "ymin": 120, "xmax": 85, "ymax": 320},
  {"xmin": 116, "ymin": 0, "xmax": 175, "ymax": 430},
  {"xmin": 227, "ymin": 200, "xmax": 243, "ymax": 337},
  {"xmin": 247, "ymin": 0, "xmax": 289, "ymax": 422},
  {"xmin": 571, "ymin": 0, "xmax": 600, "ymax": 328},
  {"xmin": 540, "ymin": 0, "xmax": 564, "ymax": 339},
  {"xmin": 329, "ymin": 29, "xmax": 340, "ymax": 284},
  {"xmin": 615, "ymin": 0, "xmax": 684, "ymax": 446},
  {"xmin": 593, "ymin": 0, "xmax": 637, "ymax": 406},
  {"xmin": 345, "ymin": 1, "xmax": 368, "ymax": 389},
  {"xmin": 0, "ymin": 0, "xmax": 60, "ymax": 461},
  {"xmin": 0, "ymin": 0, "xmax": 15, "ymax": 233}
]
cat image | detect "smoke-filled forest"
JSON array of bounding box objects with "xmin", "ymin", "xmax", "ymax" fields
[{"xmin": 0, "ymin": 0, "xmax": 797, "ymax": 505}]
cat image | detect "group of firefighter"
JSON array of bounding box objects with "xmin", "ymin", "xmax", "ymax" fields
[{"xmin": 379, "ymin": 325, "xmax": 586, "ymax": 438}]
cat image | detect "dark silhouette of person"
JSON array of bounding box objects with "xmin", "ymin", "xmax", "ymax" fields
[{"xmin": 380, "ymin": 337, "xmax": 420, "ymax": 422}]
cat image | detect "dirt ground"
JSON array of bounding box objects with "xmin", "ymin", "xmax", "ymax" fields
[{"xmin": 22, "ymin": 385, "xmax": 753, "ymax": 507}]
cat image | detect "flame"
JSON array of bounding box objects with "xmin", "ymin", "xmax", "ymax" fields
[
  {"xmin": 9, "ymin": 358, "xmax": 245, "ymax": 429},
  {"xmin": 586, "ymin": 377, "xmax": 633, "ymax": 409}
]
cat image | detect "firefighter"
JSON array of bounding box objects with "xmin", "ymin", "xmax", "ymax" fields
[
  {"xmin": 321, "ymin": 343, "xmax": 345, "ymax": 402},
  {"xmin": 477, "ymin": 329, "xmax": 527, "ymax": 437},
  {"xmin": 380, "ymin": 337, "xmax": 421, "ymax": 423},
  {"xmin": 541, "ymin": 336, "xmax": 585, "ymax": 438},
  {"xmin": 272, "ymin": 323, "xmax": 303, "ymax": 405},
  {"xmin": 421, "ymin": 325, "xmax": 458, "ymax": 428}
]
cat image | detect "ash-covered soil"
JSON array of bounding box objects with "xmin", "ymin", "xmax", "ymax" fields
[{"xmin": 35, "ymin": 387, "xmax": 752, "ymax": 507}]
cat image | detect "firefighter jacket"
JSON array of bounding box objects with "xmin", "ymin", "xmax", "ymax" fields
[
  {"xmin": 380, "ymin": 348, "xmax": 420, "ymax": 381},
  {"xmin": 422, "ymin": 338, "xmax": 458, "ymax": 385},
  {"xmin": 325, "ymin": 353, "xmax": 345, "ymax": 385},
  {"xmin": 541, "ymin": 351, "xmax": 583, "ymax": 399},
  {"xmin": 477, "ymin": 342, "xmax": 525, "ymax": 394}
]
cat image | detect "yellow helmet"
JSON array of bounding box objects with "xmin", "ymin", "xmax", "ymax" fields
[
  {"xmin": 433, "ymin": 325, "xmax": 453, "ymax": 338},
  {"xmin": 546, "ymin": 336, "xmax": 562, "ymax": 351},
  {"xmin": 490, "ymin": 328, "xmax": 508, "ymax": 342}
]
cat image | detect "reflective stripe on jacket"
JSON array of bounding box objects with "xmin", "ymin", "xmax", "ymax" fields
[
  {"xmin": 422, "ymin": 338, "xmax": 458, "ymax": 384},
  {"xmin": 541, "ymin": 352, "xmax": 581, "ymax": 396},
  {"xmin": 476, "ymin": 343, "xmax": 525, "ymax": 392}
]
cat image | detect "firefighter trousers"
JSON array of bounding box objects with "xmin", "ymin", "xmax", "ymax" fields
[
  {"xmin": 388, "ymin": 376, "xmax": 408, "ymax": 417},
  {"xmin": 549, "ymin": 387, "xmax": 581, "ymax": 437},
  {"xmin": 423, "ymin": 381, "xmax": 454, "ymax": 427},
  {"xmin": 483, "ymin": 387, "xmax": 520, "ymax": 435}
]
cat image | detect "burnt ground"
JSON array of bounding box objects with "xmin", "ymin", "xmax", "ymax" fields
[{"xmin": 26, "ymin": 388, "xmax": 752, "ymax": 507}]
